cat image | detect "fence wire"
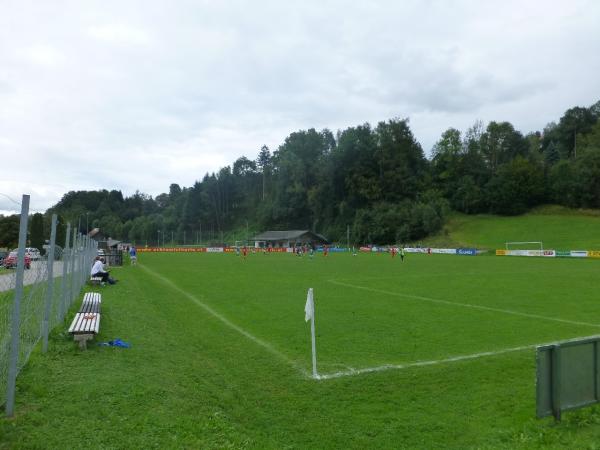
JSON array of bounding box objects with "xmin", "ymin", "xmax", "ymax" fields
[{"xmin": 1, "ymin": 205, "xmax": 98, "ymax": 414}]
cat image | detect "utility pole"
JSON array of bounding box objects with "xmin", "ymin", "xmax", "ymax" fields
[{"xmin": 347, "ymin": 224, "xmax": 350, "ymax": 251}]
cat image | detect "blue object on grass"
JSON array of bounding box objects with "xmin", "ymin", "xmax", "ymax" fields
[{"xmin": 98, "ymin": 338, "xmax": 131, "ymax": 348}]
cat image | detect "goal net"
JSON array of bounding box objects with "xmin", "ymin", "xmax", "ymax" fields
[{"xmin": 505, "ymin": 241, "xmax": 543, "ymax": 251}]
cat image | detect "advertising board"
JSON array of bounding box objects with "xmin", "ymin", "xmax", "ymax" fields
[
  {"xmin": 431, "ymin": 248, "xmax": 456, "ymax": 254},
  {"xmin": 404, "ymin": 247, "xmax": 427, "ymax": 253},
  {"xmin": 570, "ymin": 251, "xmax": 588, "ymax": 258}
]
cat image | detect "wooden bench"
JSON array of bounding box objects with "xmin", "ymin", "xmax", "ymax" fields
[
  {"xmin": 89, "ymin": 276, "xmax": 103, "ymax": 286},
  {"xmin": 80, "ymin": 292, "xmax": 101, "ymax": 313},
  {"xmin": 68, "ymin": 292, "xmax": 102, "ymax": 349}
]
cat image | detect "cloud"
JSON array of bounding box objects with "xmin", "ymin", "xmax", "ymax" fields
[
  {"xmin": 0, "ymin": 0, "xmax": 599, "ymax": 214},
  {"xmin": 19, "ymin": 44, "xmax": 65, "ymax": 67},
  {"xmin": 88, "ymin": 24, "xmax": 151, "ymax": 46}
]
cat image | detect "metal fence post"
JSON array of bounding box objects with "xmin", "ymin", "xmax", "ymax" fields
[
  {"xmin": 79, "ymin": 234, "xmax": 85, "ymax": 289},
  {"xmin": 6, "ymin": 195, "xmax": 30, "ymax": 417},
  {"xmin": 42, "ymin": 214, "xmax": 58, "ymax": 353},
  {"xmin": 59, "ymin": 223, "xmax": 71, "ymax": 321},
  {"xmin": 69, "ymin": 229, "xmax": 77, "ymax": 307},
  {"xmin": 77, "ymin": 235, "xmax": 82, "ymax": 289},
  {"xmin": 81, "ymin": 235, "xmax": 88, "ymax": 287}
]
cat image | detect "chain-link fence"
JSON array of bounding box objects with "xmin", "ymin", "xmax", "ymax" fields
[{"xmin": 0, "ymin": 195, "xmax": 97, "ymax": 416}]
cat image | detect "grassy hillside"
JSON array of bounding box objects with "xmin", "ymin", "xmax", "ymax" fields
[{"xmin": 424, "ymin": 205, "xmax": 600, "ymax": 251}]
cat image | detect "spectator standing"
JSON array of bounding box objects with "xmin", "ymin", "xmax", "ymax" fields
[{"xmin": 129, "ymin": 246, "xmax": 137, "ymax": 265}]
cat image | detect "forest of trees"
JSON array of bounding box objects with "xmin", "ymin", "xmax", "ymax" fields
[{"xmin": 1, "ymin": 100, "xmax": 599, "ymax": 248}]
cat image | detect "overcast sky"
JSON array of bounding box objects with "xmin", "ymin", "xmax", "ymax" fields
[{"xmin": 1, "ymin": 0, "xmax": 599, "ymax": 215}]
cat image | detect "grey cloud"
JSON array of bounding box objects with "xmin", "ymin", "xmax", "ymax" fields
[{"xmin": 1, "ymin": 0, "xmax": 599, "ymax": 212}]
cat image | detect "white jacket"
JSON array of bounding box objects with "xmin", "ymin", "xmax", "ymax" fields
[{"xmin": 91, "ymin": 260, "xmax": 105, "ymax": 276}]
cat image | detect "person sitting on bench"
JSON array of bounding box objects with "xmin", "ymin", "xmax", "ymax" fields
[{"xmin": 91, "ymin": 256, "xmax": 111, "ymax": 284}]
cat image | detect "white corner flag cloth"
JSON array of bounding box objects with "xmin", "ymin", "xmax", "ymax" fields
[{"xmin": 305, "ymin": 288, "xmax": 314, "ymax": 322}]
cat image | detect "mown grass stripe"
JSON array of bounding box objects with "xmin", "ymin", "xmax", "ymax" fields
[{"xmin": 329, "ymin": 279, "xmax": 600, "ymax": 328}]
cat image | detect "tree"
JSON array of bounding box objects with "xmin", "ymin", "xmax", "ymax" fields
[
  {"xmin": 256, "ymin": 145, "xmax": 272, "ymax": 202},
  {"xmin": 544, "ymin": 141, "xmax": 561, "ymax": 167},
  {"xmin": 573, "ymin": 147, "xmax": 600, "ymax": 208},
  {"xmin": 480, "ymin": 121, "xmax": 528, "ymax": 173},
  {"xmin": 374, "ymin": 118, "xmax": 428, "ymax": 202},
  {"xmin": 0, "ymin": 215, "xmax": 20, "ymax": 248},
  {"xmin": 54, "ymin": 214, "xmax": 67, "ymax": 248},
  {"xmin": 485, "ymin": 157, "xmax": 545, "ymax": 215},
  {"xmin": 36, "ymin": 103, "xmax": 600, "ymax": 245},
  {"xmin": 270, "ymin": 129, "xmax": 332, "ymax": 228},
  {"xmin": 556, "ymin": 106, "xmax": 597, "ymax": 158},
  {"xmin": 451, "ymin": 176, "xmax": 484, "ymax": 213},
  {"xmin": 548, "ymin": 160, "xmax": 577, "ymax": 207},
  {"xmin": 332, "ymin": 124, "xmax": 379, "ymax": 209},
  {"xmin": 29, "ymin": 213, "xmax": 45, "ymax": 249},
  {"xmin": 576, "ymin": 119, "xmax": 600, "ymax": 156},
  {"xmin": 431, "ymin": 128, "xmax": 463, "ymax": 198}
]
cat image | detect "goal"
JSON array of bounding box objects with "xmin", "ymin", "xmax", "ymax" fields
[{"xmin": 505, "ymin": 241, "xmax": 543, "ymax": 251}]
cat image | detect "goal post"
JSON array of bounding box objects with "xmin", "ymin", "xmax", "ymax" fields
[{"xmin": 505, "ymin": 241, "xmax": 543, "ymax": 251}]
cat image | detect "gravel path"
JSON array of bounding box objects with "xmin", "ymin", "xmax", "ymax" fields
[{"xmin": 0, "ymin": 260, "xmax": 65, "ymax": 293}]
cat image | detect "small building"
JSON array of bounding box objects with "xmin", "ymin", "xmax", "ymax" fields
[
  {"xmin": 252, "ymin": 230, "xmax": 329, "ymax": 249},
  {"xmin": 88, "ymin": 228, "xmax": 107, "ymax": 244},
  {"xmin": 88, "ymin": 229, "xmax": 121, "ymax": 250},
  {"xmin": 88, "ymin": 228, "xmax": 123, "ymax": 265}
]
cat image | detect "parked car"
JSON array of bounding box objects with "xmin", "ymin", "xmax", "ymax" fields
[
  {"xmin": 0, "ymin": 250, "xmax": 7, "ymax": 267},
  {"xmin": 4, "ymin": 251, "xmax": 31, "ymax": 269},
  {"xmin": 25, "ymin": 247, "xmax": 41, "ymax": 260}
]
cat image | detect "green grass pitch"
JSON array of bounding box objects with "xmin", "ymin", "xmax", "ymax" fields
[{"xmin": 3, "ymin": 251, "xmax": 600, "ymax": 448}]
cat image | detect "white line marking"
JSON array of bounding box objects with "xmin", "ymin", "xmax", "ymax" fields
[
  {"xmin": 317, "ymin": 333, "xmax": 600, "ymax": 380},
  {"xmin": 317, "ymin": 343, "xmax": 538, "ymax": 380},
  {"xmin": 141, "ymin": 265, "xmax": 310, "ymax": 378},
  {"xmin": 329, "ymin": 280, "xmax": 600, "ymax": 328}
]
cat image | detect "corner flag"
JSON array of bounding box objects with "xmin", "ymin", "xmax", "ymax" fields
[
  {"xmin": 305, "ymin": 288, "xmax": 314, "ymax": 322},
  {"xmin": 304, "ymin": 288, "xmax": 318, "ymax": 378}
]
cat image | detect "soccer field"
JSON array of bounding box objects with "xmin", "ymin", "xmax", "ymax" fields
[
  {"xmin": 4, "ymin": 250, "xmax": 600, "ymax": 448},
  {"xmin": 143, "ymin": 251, "xmax": 600, "ymax": 380}
]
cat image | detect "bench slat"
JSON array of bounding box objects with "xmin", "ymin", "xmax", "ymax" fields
[
  {"xmin": 69, "ymin": 293, "xmax": 102, "ymax": 349},
  {"xmin": 69, "ymin": 313, "xmax": 101, "ymax": 334},
  {"xmin": 80, "ymin": 299, "xmax": 101, "ymax": 314},
  {"xmin": 79, "ymin": 292, "xmax": 102, "ymax": 313}
]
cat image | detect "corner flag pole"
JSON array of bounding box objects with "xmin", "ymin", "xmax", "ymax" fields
[{"xmin": 305, "ymin": 288, "xmax": 318, "ymax": 378}]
